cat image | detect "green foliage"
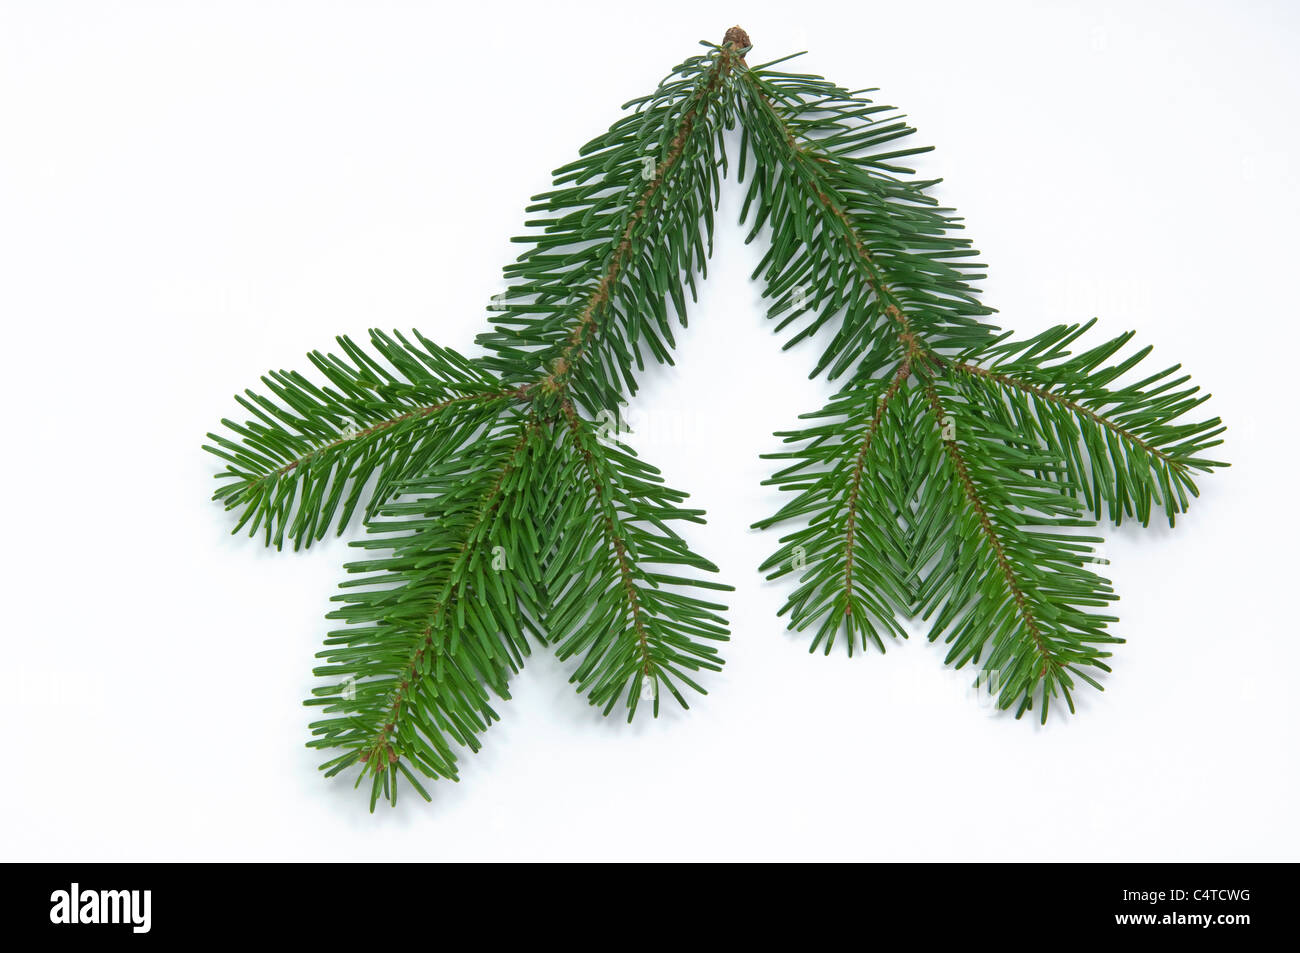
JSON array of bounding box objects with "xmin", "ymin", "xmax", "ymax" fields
[
  {"xmin": 546, "ymin": 401, "xmax": 731, "ymax": 719},
  {"xmin": 755, "ymin": 369, "xmax": 916, "ymax": 655},
  {"xmin": 945, "ymin": 320, "xmax": 1227, "ymax": 526},
  {"xmin": 206, "ymin": 28, "xmax": 1227, "ymax": 806},
  {"xmin": 203, "ymin": 330, "xmax": 508, "ymax": 551},
  {"xmin": 740, "ymin": 49, "xmax": 1226, "ymax": 720},
  {"xmin": 910, "ymin": 373, "xmax": 1122, "ymax": 722},
  {"xmin": 209, "ymin": 36, "xmax": 747, "ymax": 808},
  {"xmin": 306, "ymin": 414, "xmax": 544, "ymax": 808},
  {"xmin": 734, "ymin": 59, "xmax": 997, "ymax": 380},
  {"xmin": 475, "ymin": 47, "xmax": 737, "ymax": 416}
]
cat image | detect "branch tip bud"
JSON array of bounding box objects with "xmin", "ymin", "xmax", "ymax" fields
[{"xmin": 723, "ymin": 26, "xmax": 751, "ymax": 50}]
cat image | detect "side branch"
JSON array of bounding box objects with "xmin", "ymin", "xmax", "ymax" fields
[
  {"xmin": 946, "ymin": 360, "xmax": 1179, "ymax": 467},
  {"xmin": 540, "ymin": 40, "xmax": 743, "ymax": 395},
  {"xmin": 361, "ymin": 415, "xmax": 541, "ymax": 769},
  {"xmin": 921, "ymin": 381, "xmax": 1055, "ymax": 674},
  {"xmin": 736, "ymin": 69, "xmax": 928, "ymax": 365},
  {"xmin": 559, "ymin": 399, "xmax": 653, "ymax": 677},
  {"xmin": 261, "ymin": 388, "xmax": 518, "ymax": 482},
  {"xmin": 843, "ymin": 360, "xmax": 911, "ymax": 609}
]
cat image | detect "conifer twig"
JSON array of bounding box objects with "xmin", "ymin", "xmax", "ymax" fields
[{"xmin": 206, "ymin": 27, "xmax": 1226, "ymax": 807}]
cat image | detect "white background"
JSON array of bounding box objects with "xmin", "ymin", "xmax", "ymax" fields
[{"xmin": 1, "ymin": 0, "xmax": 1296, "ymax": 861}]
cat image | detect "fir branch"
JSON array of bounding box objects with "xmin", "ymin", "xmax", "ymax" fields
[
  {"xmin": 755, "ymin": 363, "xmax": 915, "ymax": 654},
  {"xmin": 291, "ymin": 31, "xmax": 751, "ymax": 803},
  {"xmin": 548, "ymin": 398, "xmax": 731, "ymax": 719},
  {"xmin": 942, "ymin": 320, "xmax": 1227, "ymax": 526},
  {"xmin": 204, "ymin": 330, "xmax": 515, "ymax": 550},
  {"xmin": 745, "ymin": 42, "xmax": 1223, "ymax": 716},
  {"xmin": 734, "ymin": 58, "xmax": 994, "ymax": 380},
  {"xmin": 204, "ymin": 27, "xmax": 1230, "ymax": 808},
  {"xmin": 305, "ymin": 413, "xmax": 545, "ymax": 808},
  {"xmin": 913, "ymin": 375, "xmax": 1121, "ymax": 722},
  {"xmin": 477, "ymin": 39, "xmax": 742, "ymax": 414},
  {"xmin": 841, "ymin": 359, "xmax": 912, "ymax": 612}
]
